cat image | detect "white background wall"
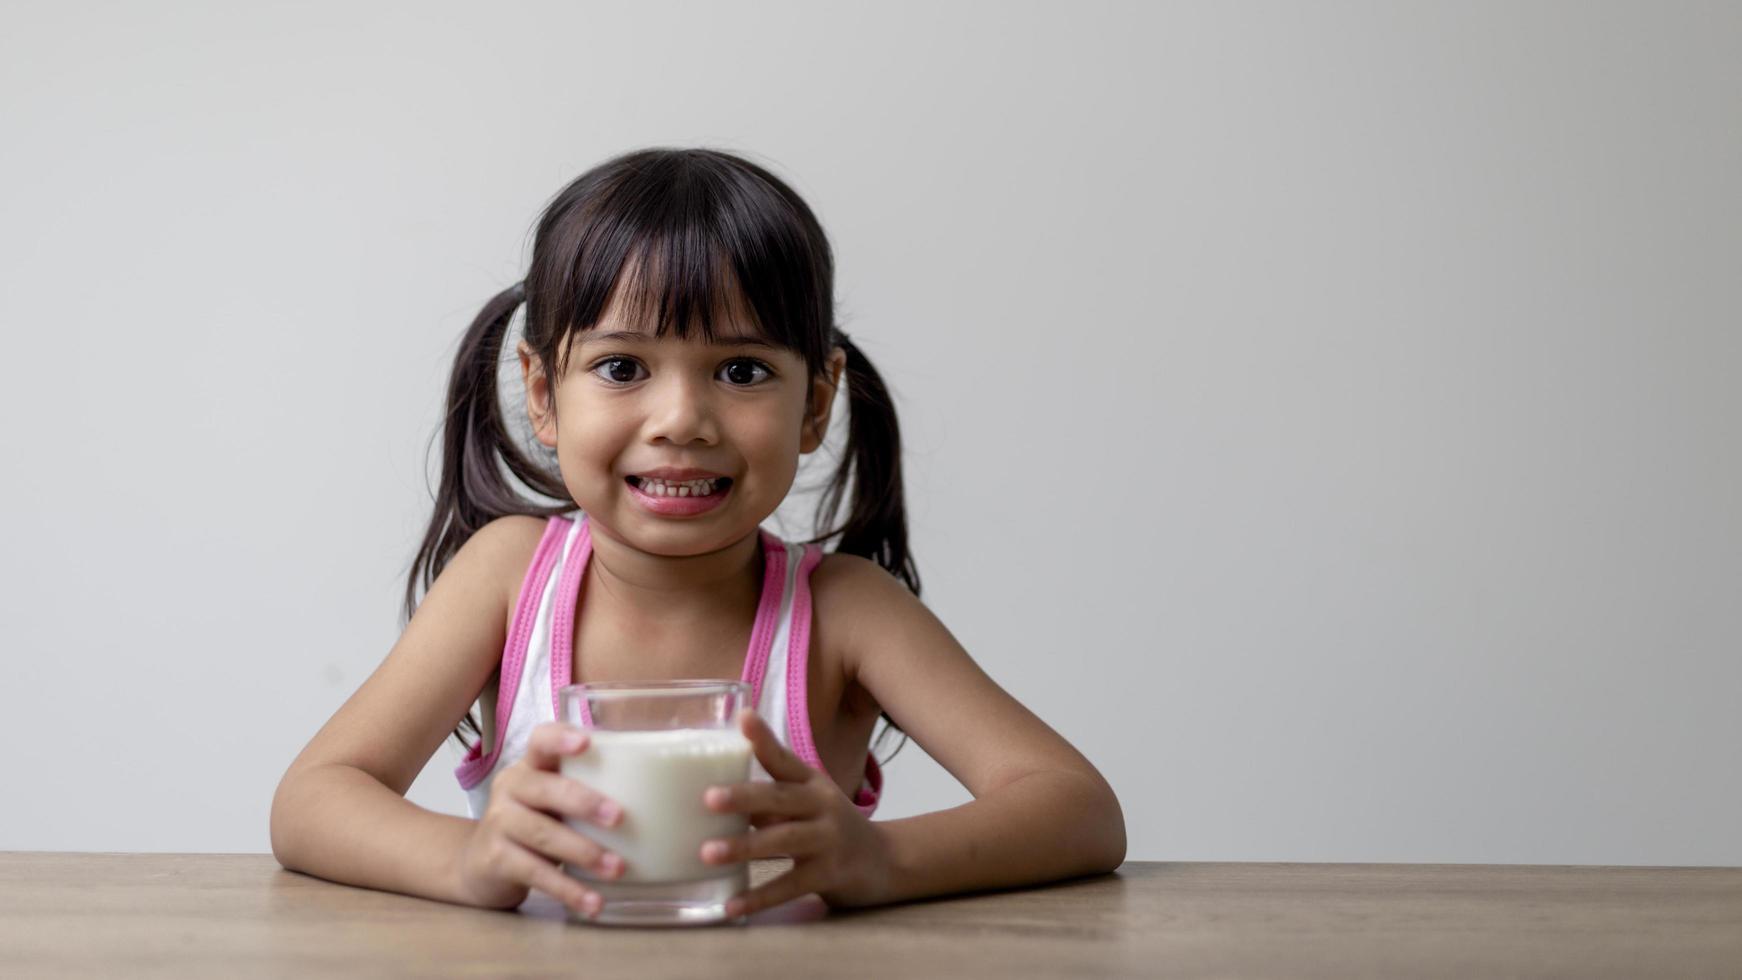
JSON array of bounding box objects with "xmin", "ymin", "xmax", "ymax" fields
[{"xmin": 2, "ymin": 1, "xmax": 1737, "ymax": 865}]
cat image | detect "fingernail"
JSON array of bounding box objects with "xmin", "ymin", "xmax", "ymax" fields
[
  {"xmin": 563, "ymin": 730, "xmax": 587, "ymax": 751},
  {"xmin": 705, "ymin": 787, "xmax": 728, "ymax": 808},
  {"xmin": 582, "ymin": 893, "xmax": 603, "ymax": 918},
  {"xmin": 701, "ymin": 841, "xmax": 726, "ymax": 862},
  {"xmin": 600, "ymin": 853, "xmax": 624, "ymax": 876},
  {"xmin": 596, "ymin": 801, "xmax": 621, "ymax": 825}
]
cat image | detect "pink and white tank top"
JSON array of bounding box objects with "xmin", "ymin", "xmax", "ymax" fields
[{"xmin": 453, "ymin": 512, "xmax": 883, "ymax": 820}]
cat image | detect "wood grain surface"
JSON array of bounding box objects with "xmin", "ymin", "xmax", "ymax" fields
[{"xmin": 1, "ymin": 854, "xmax": 1738, "ymax": 978}]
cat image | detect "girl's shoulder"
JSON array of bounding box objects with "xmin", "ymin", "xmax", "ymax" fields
[
  {"xmin": 809, "ymin": 549, "xmax": 896, "ymax": 591},
  {"xmin": 445, "ymin": 514, "xmax": 561, "ymax": 617},
  {"xmin": 442, "ymin": 518, "xmax": 557, "ymax": 640},
  {"xmin": 809, "ymin": 551, "xmax": 922, "ymax": 668},
  {"xmin": 464, "ymin": 513, "xmax": 555, "ymax": 568}
]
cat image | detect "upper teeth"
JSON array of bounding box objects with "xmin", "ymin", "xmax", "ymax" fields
[{"xmin": 639, "ymin": 477, "xmax": 721, "ymax": 497}]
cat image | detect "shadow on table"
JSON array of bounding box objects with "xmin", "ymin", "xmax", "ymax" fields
[{"xmin": 517, "ymin": 890, "xmax": 830, "ymax": 928}]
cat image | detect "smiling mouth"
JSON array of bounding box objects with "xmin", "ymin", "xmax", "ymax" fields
[{"xmin": 625, "ymin": 475, "xmax": 734, "ymax": 498}]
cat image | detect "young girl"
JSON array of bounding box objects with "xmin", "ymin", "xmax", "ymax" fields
[{"xmin": 270, "ymin": 147, "xmax": 1126, "ymax": 920}]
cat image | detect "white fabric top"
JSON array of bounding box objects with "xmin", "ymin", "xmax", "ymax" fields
[{"xmin": 452, "ymin": 512, "xmax": 881, "ymax": 819}]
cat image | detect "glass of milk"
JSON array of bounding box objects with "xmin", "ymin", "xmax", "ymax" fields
[{"xmin": 556, "ymin": 680, "xmax": 753, "ymax": 926}]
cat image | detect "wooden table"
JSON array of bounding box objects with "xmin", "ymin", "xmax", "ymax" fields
[{"xmin": 2, "ymin": 854, "xmax": 1738, "ymax": 977}]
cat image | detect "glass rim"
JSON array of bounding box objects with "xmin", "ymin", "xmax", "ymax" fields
[{"xmin": 558, "ymin": 679, "xmax": 750, "ymax": 700}]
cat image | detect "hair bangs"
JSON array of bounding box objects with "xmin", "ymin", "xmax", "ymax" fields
[{"xmin": 531, "ymin": 150, "xmax": 827, "ymax": 377}]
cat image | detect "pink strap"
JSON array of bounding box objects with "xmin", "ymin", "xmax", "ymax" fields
[
  {"xmin": 781, "ymin": 543, "xmax": 881, "ymax": 817},
  {"xmin": 855, "ymin": 753, "xmax": 883, "ymax": 818},
  {"xmin": 784, "ymin": 544, "xmax": 827, "ymax": 769},
  {"xmin": 548, "ymin": 518, "xmax": 594, "ymax": 724},
  {"xmin": 455, "ymin": 516, "xmax": 571, "ymax": 790},
  {"xmin": 739, "ymin": 530, "xmax": 788, "ymax": 704}
]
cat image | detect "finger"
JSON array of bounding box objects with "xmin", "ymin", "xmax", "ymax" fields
[
  {"xmin": 725, "ymin": 863, "xmax": 821, "ymax": 919},
  {"xmin": 499, "ymin": 800, "xmax": 626, "ymax": 879},
  {"xmin": 737, "ymin": 709, "xmax": 813, "ymax": 783},
  {"xmin": 522, "ymin": 722, "xmax": 590, "ymax": 771},
  {"xmin": 700, "ymin": 821, "xmax": 822, "ymax": 866},
  {"xmin": 498, "ymin": 838, "xmax": 606, "ymax": 919},
  {"xmin": 513, "ymin": 768, "xmax": 623, "ymax": 829},
  {"xmin": 704, "ymin": 779, "xmax": 819, "ymax": 819}
]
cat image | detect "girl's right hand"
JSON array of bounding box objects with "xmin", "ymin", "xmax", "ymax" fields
[{"xmin": 454, "ymin": 722, "xmax": 626, "ymax": 918}]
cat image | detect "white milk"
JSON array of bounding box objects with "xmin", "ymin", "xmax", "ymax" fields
[{"xmin": 560, "ymin": 728, "xmax": 752, "ymax": 884}]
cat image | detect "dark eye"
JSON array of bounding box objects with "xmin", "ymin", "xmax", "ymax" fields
[
  {"xmin": 719, "ymin": 359, "xmax": 771, "ymax": 386},
  {"xmin": 591, "ymin": 357, "xmax": 645, "ymax": 385}
]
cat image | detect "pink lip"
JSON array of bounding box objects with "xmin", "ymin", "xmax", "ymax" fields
[{"xmin": 626, "ymin": 478, "xmax": 732, "ymax": 518}]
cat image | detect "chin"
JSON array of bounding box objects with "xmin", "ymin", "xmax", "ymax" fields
[{"xmin": 609, "ymin": 512, "xmax": 752, "ymax": 556}]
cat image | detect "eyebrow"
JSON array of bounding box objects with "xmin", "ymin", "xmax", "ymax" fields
[{"xmin": 576, "ymin": 330, "xmax": 778, "ymax": 350}]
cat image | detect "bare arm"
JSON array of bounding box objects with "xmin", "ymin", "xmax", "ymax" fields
[
  {"xmin": 270, "ymin": 763, "xmax": 481, "ymax": 903},
  {"xmin": 269, "ymin": 516, "xmax": 541, "ymax": 906},
  {"xmin": 819, "ymin": 555, "xmax": 1127, "ymax": 904}
]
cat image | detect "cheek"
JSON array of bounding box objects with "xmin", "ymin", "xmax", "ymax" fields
[
  {"xmin": 735, "ymin": 403, "xmax": 805, "ymax": 478},
  {"xmin": 553, "ymin": 394, "xmax": 632, "ymax": 475}
]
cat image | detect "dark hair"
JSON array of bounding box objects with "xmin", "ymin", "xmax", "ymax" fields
[{"xmin": 407, "ymin": 147, "xmax": 918, "ymax": 760}]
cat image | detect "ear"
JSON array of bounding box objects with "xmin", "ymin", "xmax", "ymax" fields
[
  {"xmin": 800, "ymin": 347, "xmax": 848, "ymax": 454},
  {"xmin": 518, "ymin": 341, "xmax": 558, "ymax": 448}
]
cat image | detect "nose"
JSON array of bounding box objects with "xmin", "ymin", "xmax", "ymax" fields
[{"xmin": 645, "ymin": 372, "xmax": 720, "ymax": 446}]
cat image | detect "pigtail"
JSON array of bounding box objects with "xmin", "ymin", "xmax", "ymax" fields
[
  {"xmin": 404, "ymin": 281, "xmax": 569, "ymax": 623},
  {"xmin": 813, "ymin": 333, "xmax": 920, "ymax": 598}
]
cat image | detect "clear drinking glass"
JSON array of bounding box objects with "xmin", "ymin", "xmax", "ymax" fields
[{"xmin": 557, "ymin": 680, "xmax": 753, "ymax": 926}]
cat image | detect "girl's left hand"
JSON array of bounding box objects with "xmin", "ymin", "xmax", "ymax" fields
[{"xmin": 699, "ymin": 710, "xmax": 893, "ymax": 917}]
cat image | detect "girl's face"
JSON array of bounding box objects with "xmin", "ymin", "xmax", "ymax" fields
[{"xmin": 519, "ymin": 287, "xmax": 843, "ymax": 558}]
